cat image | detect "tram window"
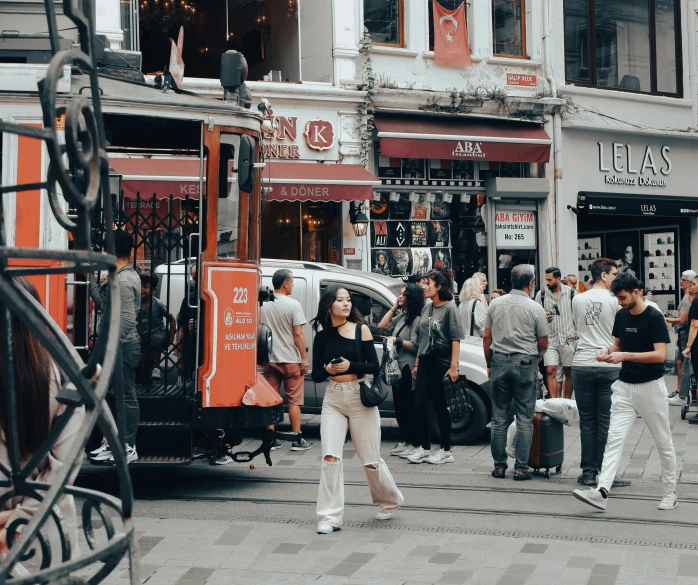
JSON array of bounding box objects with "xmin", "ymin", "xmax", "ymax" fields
[{"xmin": 217, "ymin": 135, "xmax": 241, "ymax": 258}]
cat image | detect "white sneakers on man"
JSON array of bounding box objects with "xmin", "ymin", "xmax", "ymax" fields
[
  {"xmin": 572, "ymin": 488, "xmax": 608, "ymax": 511},
  {"xmin": 667, "ymin": 395, "xmax": 685, "ymax": 406},
  {"xmin": 658, "ymin": 492, "xmax": 678, "ymax": 510},
  {"xmin": 390, "ymin": 441, "xmax": 408, "ymax": 456},
  {"xmin": 398, "ymin": 446, "xmax": 416, "ymax": 459},
  {"xmin": 426, "ymin": 449, "xmax": 454, "ymax": 465}
]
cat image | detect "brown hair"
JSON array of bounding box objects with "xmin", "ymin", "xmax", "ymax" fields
[
  {"xmin": 0, "ymin": 277, "xmax": 53, "ymax": 460},
  {"xmin": 590, "ymin": 258, "xmax": 617, "ymax": 284},
  {"xmin": 427, "ymin": 269, "xmax": 455, "ymax": 301}
]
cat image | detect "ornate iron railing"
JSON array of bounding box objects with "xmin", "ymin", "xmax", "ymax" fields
[{"xmin": 0, "ymin": 1, "xmax": 138, "ymax": 583}]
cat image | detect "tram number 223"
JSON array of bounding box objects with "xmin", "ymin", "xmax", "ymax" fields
[{"xmin": 233, "ymin": 287, "xmax": 249, "ymax": 304}]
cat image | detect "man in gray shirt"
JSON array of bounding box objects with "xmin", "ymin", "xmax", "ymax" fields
[
  {"xmin": 484, "ymin": 264, "xmax": 549, "ymax": 481},
  {"xmin": 88, "ymin": 229, "xmax": 141, "ymax": 464},
  {"xmin": 261, "ymin": 269, "xmax": 311, "ymax": 451}
]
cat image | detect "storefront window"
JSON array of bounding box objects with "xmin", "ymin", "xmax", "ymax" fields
[
  {"xmin": 364, "ymin": 0, "xmax": 404, "ymax": 46},
  {"xmin": 564, "ymin": 0, "xmax": 682, "ymax": 96},
  {"xmin": 492, "ymin": 0, "xmax": 526, "ymax": 58},
  {"xmin": 120, "ymin": 0, "xmax": 139, "ymax": 51},
  {"xmin": 261, "ymin": 201, "xmax": 340, "ymax": 263}
]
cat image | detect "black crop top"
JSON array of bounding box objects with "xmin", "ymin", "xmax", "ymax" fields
[{"xmin": 311, "ymin": 324, "xmax": 379, "ymax": 383}]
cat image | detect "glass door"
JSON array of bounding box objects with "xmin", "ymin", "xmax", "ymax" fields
[{"xmin": 490, "ymin": 203, "xmax": 539, "ymax": 292}]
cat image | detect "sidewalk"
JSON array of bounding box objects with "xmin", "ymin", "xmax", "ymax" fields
[
  {"xmin": 99, "ymin": 518, "xmax": 698, "ymax": 585},
  {"xmin": 272, "ymin": 380, "xmax": 698, "ymax": 484}
]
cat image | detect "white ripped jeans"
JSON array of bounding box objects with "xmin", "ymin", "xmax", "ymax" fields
[
  {"xmin": 317, "ymin": 379, "xmax": 403, "ymax": 527},
  {"xmin": 598, "ymin": 378, "xmax": 677, "ymax": 493}
]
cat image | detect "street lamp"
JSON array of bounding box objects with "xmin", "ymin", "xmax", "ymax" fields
[{"xmin": 349, "ymin": 201, "xmax": 369, "ymax": 237}]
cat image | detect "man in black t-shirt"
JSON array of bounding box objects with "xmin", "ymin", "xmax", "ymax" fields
[{"xmin": 573, "ymin": 273, "xmax": 677, "ymax": 512}]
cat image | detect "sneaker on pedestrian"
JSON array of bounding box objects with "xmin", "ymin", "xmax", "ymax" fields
[
  {"xmin": 291, "ymin": 437, "xmax": 312, "ymax": 451},
  {"xmin": 407, "ymin": 447, "xmax": 430, "ymax": 464},
  {"xmin": 90, "ymin": 437, "xmax": 109, "ymax": 457},
  {"xmin": 398, "ymin": 446, "xmax": 417, "ymax": 459},
  {"xmin": 667, "ymin": 395, "xmax": 685, "ymax": 406},
  {"xmin": 317, "ymin": 524, "xmax": 340, "ymax": 534},
  {"xmin": 426, "ymin": 448, "xmax": 454, "ymax": 465},
  {"xmin": 108, "ymin": 444, "xmax": 138, "ymax": 465},
  {"xmin": 666, "ymin": 391, "xmax": 679, "ymax": 399},
  {"xmin": 376, "ymin": 492, "xmax": 404, "ymax": 520},
  {"xmin": 577, "ymin": 472, "xmax": 598, "ymax": 486},
  {"xmin": 214, "ymin": 453, "xmax": 234, "ymax": 465},
  {"xmin": 390, "ymin": 441, "xmax": 408, "ymax": 456},
  {"xmin": 269, "ymin": 439, "xmax": 283, "ymax": 451},
  {"xmin": 572, "ymin": 488, "xmax": 607, "ymax": 511},
  {"xmin": 657, "ymin": 492, "xmax": 678, "ymax": 510}
]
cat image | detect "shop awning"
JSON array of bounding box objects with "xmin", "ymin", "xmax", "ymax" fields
[
  {"xmin": 110, "ymin": 158, "xmax": 202, "ymax": 200},
  {"xmin": 262, "ymin": 162, "xmax": 381, "ymax": 202},
  {"xmin": 374, "ymin": 114, "xmax": 552, "ymax": 163}
]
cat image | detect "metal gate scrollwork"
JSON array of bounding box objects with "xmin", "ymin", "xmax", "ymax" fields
[{"xmin": 0, "ymin": 1, "xmax": 138, "ymax": 583}]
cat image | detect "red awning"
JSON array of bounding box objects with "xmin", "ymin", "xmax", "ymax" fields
[
  {"xmin": 110, "ymin": 158, "xmax": 202, "ymax": 200},
  {"xmin": 374, "ymin": 114, "xmax": 551, "ymax": 163},
  {"xmin": 262, "ymin": 162, "xmax": 380, "ymax": 202}
]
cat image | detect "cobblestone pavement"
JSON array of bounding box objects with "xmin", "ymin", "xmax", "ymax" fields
[
  {"xmin": 80, "ymin": 374, "xmax": 698, "ymax": 585},
  {"xmin": 97, "ymin": 518, "xmax": 698, "ymax": 585}
]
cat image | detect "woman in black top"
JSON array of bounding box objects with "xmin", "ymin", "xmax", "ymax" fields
[{"xmin": 311, "ymin": 285, "xmax": 403, "ymax": 534}]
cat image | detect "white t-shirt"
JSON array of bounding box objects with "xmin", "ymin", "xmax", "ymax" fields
[
  {"xmin": 572, "ymin": 287, "xmax": 621, "ymax": 368},
  {"xmin": 260, "ymin": 293, "xmax": 307, "ymax": 364}
]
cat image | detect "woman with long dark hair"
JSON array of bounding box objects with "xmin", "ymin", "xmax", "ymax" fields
[
  {"xmin": 311, "ymin": 284, "xmax": 403, "ymax": 534},
  {"xmin": 377, "ymin": 283, "xmax": 424, "ymax": 459},
  {"xmin": 0, "ymin": 277, "xmax": 85, "ymax": 565},
  {"xmin": 408, "ymin": 270, "xmax": 464, "ymax": 465}
]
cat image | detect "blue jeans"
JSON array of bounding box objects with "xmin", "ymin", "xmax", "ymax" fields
[
  {"xmin": 117, "ymin": 337, "xmax": 141, "ymax": 447},
  {"xmin": 490, "ymin": 353, "xmax": 538, "ymax": 473},
  {"xmin": 571, "ymin": 366, "xmax": 619, "ymax": 475}
]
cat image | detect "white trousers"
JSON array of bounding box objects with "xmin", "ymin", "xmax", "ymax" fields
[
  {"xmin": 316, "ymin": 379, "xmax": 403, "ymax": 527},
  {"xmin": 598, "ymin": 378, "xmax": 677, "ymax": 493}
]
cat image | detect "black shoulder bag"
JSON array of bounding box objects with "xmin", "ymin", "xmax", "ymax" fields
[
  {"xmin": 354, "ymin": 324, "xmax": 388, "ymax": 407},
  {"xmin": 469, "ymin": 299, "xmax": 480, "ymax": 337}
]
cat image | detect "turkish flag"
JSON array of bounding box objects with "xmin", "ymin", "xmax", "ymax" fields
[{"xmin": 433, "ymin": 0, "xmax": 472, "ymax": 68}]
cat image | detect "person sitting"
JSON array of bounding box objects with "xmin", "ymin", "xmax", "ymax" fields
[
  {"xmin": 0, "ymin": 277, "xmax": 87, "ymax": 569},
  {"xmin": 136, "ymin": 272, "xmax": 175, "ymax": 384}
]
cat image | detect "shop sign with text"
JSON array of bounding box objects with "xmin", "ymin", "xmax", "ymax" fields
[
  {"xmin": 495, "ymin": 209, "xmax": 536, "ymax": 248},
  {"xmin": 597, "ymin": 142, "xmax": 671, "ymax": 188},
  {"xmin": 262, "ymin": 111, "xmax": 338, "ymax": 161}
]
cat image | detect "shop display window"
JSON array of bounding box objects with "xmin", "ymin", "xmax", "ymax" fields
[
  {"xmin": 577, "ymin": 236, "xmax": 602, "ymax": 285},
  {"xmin": 643, "ymin": 230, "xmax": 677, "ymax": 294}
]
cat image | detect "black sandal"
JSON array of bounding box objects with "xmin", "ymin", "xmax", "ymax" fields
[
  {"xmin": 514, "ymin": 471, "xmax": 533, "ymax": 481},
  {"xmin": 491, "ymin": 468, "xmax": 506, "ymax": 479}
]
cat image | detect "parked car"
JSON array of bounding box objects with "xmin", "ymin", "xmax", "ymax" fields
[{"xmin": 155, "ymin": 259, "xmax": 492, "ymax": 444}]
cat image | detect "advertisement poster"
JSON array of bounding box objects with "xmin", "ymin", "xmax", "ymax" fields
[
  {"xmin": 494, "ymin": 208, "xmax": 536, "ymax": 249},
  {"xmin": 411, "ymin": 222, "xmax": 429, "ymax": 246},
  {"xmin": 389, "ymin": 193, "xmax": 412, "ymax": 219},
  {"xmin": 392, "ymin": 249, "xmax": 412, "ymax": 276},
  {"xmin": 431, "ymin": 248, "xmax": 452, "ymax": 271},
  {"xmin": 371, "ymin": 221, "xmax": 389, "ymax": 248},
  {"xmin": 429, "ymin": 221, "xmax": 451, "ymax": 247},
  {"xmin": 372, "ymin": 249, "xmax": 392, "ymax": 275},
  {"xmin": 412, "ymin": 249, "xmax": 432, "ymax": 274},
  {"xmin": 388, "ymin": 221, "xmax": 411, "ymax": 248}
]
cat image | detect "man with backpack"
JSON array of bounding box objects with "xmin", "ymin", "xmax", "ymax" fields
[{"xmin": 535, "ymin": 267, "xmax": 577, "ymax": 398}]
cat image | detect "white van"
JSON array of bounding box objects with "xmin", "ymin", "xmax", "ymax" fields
[{"xmin": 155, "ymin": 259, "xmax": 492, "ymax": 444}]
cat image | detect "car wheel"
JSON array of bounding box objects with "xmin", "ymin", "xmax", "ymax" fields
[{"xmin": 429, "ymin": 387, "xmax": 488, "ymax": 445}]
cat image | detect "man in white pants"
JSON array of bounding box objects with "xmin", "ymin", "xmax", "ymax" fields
[{"xmin": 573, "ymin": 273, "xmax": 677, "ymax": 511}]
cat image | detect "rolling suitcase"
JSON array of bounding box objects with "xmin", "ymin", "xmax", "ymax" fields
[{"xmin": 528, "ymin": 412, "xmax": 564, "ymax": 478}]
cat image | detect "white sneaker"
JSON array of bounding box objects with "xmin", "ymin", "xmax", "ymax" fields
[
  {"xmin": 407, "ymin": 447, "xmax": 430, "ymax": 464},
  {"xmin": 426, "ymin": 449, "xmax": 454, "ymax": 465},
  {"xmin": 572, "ymin": 488, "xmax": 607, "ymax": 511},
  {"xmin": 658, "ymin": 492, "xmax": 678, "ymax": 510},
  {"xmin": 376, "ymin": 493, "xmax": 404, "ymax": 520},
  {"xmin": 214, "ymin": 453, "xmax": 234, "ymax": 465},
  {"xmin": 90, "ymin": 437, "xmax": 108, "ymax": 456},
  {"xmin": 390, "ymin": 442, "xmax": 408, "ymax": 456},
  {"xmin": 91, "ymin": 443, "xmax": 113, "ymax": 462},
  {"xmin": 667, "ymin": 395, "xmax": 685, "ymax": 406},
  {"xmin": 125, "ymin": 444, "xmax": 138, "ymax": 464},
  {"xmin": 398, "ymin": 446, "xmax": 417, "ymax": 459},
  {"xmin": 317, "ymin": 524, "xmax": 340, "ymax": 534}
]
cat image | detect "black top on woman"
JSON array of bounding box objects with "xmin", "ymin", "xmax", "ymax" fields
[{"xmin": 311, "ymin": 285, "xmax": 379, "ymax": 383}]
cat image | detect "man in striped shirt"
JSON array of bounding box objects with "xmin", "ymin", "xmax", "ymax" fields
[{"xmin": 535, "ymin": 267, "xmax": 576, "ymax": 398}]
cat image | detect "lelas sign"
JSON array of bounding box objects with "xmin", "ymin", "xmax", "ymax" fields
[
  {"xmin": 262, "ymin": 116, "xmax": 335, "ymax": 159},
  {"xmin": 598, "ymin": 142, "xmax": 671, "ymax": 188}
]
